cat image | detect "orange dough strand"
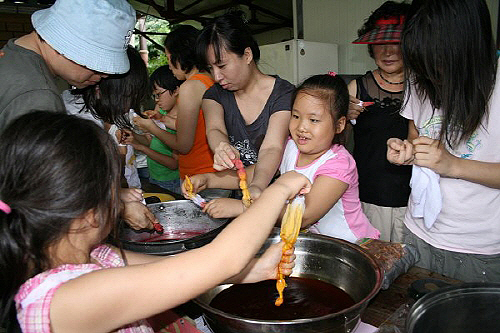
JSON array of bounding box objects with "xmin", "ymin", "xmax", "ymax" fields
[
  {"xmin": 233, "ymin": 159, "xmax": 252, "ymax": 208},
  {"xmin": 185, "ymin": 175, "xmax": 194, "ymax": 199}
]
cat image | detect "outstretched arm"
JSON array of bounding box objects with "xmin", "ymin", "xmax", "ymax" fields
[
  {"xmin": 277, "ymin": 175, "xmax": 348, "ymax": 228},
  {"xmin": 50, "ymin": 171, "xmax": 310, "ymax": 333}
]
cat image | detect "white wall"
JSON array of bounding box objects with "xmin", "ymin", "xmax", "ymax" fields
[
  {"xmin": 254, "ymin": 27, "xmax": 294, "ymax": 45},
  {"xmin": 303, "ymin": 0, "xmax": 499, "ymax": 75}
]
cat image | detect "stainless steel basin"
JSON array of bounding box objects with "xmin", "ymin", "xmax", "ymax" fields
[{"xmin": 194, "ymin": 230, "xmax": 383, "ymax": 333}]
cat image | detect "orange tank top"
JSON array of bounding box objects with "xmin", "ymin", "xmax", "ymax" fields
[{"xmin": 178, "ymin": 73, "xmax": 216, "ymax": 178}]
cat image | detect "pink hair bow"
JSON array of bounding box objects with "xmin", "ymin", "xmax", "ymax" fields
[{"xmin": 0, "ymin": 200, "xmax": 11, "ymax": 214}]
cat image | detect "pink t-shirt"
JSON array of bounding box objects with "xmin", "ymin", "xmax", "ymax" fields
[
  {"xmin": 15, "ymin": 245, "xmax": 153, "ymax": 333},
  {"xmin": 401, "ymin": 69, "xmax": 500, "ymax": 255},
  {"xmin": 280, "ymin": 138, "xmax": 380, "ymax": 242}
]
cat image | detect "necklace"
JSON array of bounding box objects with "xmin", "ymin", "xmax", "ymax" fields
[{"xmin": 378, "ymin": 71, "xmax": 404, "ymax": 85}]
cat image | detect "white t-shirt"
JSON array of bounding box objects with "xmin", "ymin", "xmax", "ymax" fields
[{"xmin": 401, "ymin": 66, "xmax": 500, "ymax": 255}]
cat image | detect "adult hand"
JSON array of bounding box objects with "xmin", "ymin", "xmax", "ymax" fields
[
  {"xmin": 238, "ymin": 242, "xmax": 296, "ymax": 283},
  {"xmin": 387, "ymin": 138, "xmax": 415, "ymax": 165},
  {"xmin": 121, "ymin": 201, "xmax": 157, "ymax": 230},
  {"xmin": 272, "ymin": 171, "xmax": 311, "ymax": 200},
  {"xmin": 213, "ymin": 142, "xmax": 240, "ymax": 171},
  {"xmin": 120, "ymin": 188, "xmax": 143, "ymax": 203},
  {"xmin": 202, "ymin": 198, "xmax": 244, "ymax": 219},
  {"xmin": 348, "ymin": 95, "xmax": 364, "ymax": 120},
  {"xmin": 181, "ymin": 174, "xmax": 208, "ymax": 198},
  {"xmin": 413, "ymin": 136, "xmax": 458, "ymax": 177}
]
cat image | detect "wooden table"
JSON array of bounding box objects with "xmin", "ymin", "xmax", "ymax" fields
[{"xmin": 361, "ymin": 266, "xmax": 462, "ymax": 330}]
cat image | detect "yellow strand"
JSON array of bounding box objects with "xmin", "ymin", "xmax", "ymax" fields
[{"xmin": 275, "ymin": 198, "xmax": 304, "ymax": 306}]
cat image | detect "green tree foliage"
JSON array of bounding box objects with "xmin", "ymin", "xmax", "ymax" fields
[{"xmin": 134, "ymin": 16, "xmax": 170, "ymax": 74}]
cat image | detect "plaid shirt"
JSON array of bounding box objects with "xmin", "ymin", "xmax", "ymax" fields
[{"xmin": 15, "ymin": 245, "xmax": 154, "ymax": 333}]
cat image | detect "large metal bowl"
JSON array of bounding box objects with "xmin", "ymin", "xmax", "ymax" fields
[
  {"xmin": 406, "ymin": 282, "xmax": 500, "ymax": 333},
  {"xmin": 194, "ymin": 230, "xmax": 383, "ymax": 333},
  {"xmin": 118, "ymin": 200, "xmax": 229, "ymax": 255}
]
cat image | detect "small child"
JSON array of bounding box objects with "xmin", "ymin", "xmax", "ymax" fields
[
  {"xmin": 0, "ymin": 111, "xmax": 309, "ymax": 332},
  {"xmin": 184, "ymin": 74, "xmax": 380, "ymax": 243},
  {"xmin": 125, "ymin": 66, "xmax": 183, "ymax": 194}
]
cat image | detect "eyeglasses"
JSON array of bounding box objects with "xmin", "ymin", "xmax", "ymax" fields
[{"xmin": 152, "ymin": 89, "xmax": 168, "ymax": 100}]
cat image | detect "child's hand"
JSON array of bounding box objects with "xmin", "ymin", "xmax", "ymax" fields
[
  {"xmin": 272, "ymin": 171, "xmax": 311, "ymax": 200},
  {"xmin": 120, "ymin": 188, "xmax": 143, "ymax": 202},
  {"xmin": 233, "ymin": 242, "xmax": 296, "ymax": 284},
  {"xmin": 387, "ymin": 138, "xmax": 415, "ymax": 165},
  {"xmin": 181, "ymin": 174, "xmax": 208, "ymax": 198},
  {"xmin": 413, "ymin": 136, "xmax": 457, "ymax": 177},
  {"xmin": 121, "ymin": 201, "xmax": 157, "ymax": 230},
  {"xmin": 202, "ymin": 198, "xmax": 245, "ymax": 218},
  {"xmin": 120, "ymin": 130, "xmax": 143, "ymax": 150},
  {"xmin": 213, "ymin": 142, "xmax": 240, "ymax": 171},
  {"xmin": 133, "ymin": 115, "xmax": 157, "ymax": 133},
  {"xmin": 143, "ymin": 109, "xmax": 162, "ymax": 121},
  {"xmin": 115, "ymin": 128, "xmax": 132, "ymax": 145},
  {"xmin": 248, "ymin": 184, "xmax": 263, "ymax": 201}
]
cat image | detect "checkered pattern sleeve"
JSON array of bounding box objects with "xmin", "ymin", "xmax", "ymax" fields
[{"xmin": 14, "ymin": 245, "xmax": 154, "ymax": 333}]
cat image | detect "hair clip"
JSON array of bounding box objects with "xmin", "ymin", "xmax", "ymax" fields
[
  {"xmin": 0, "ymin": 200, "xmax": 11, "ymax": 214},
  {"xmin": 328, "ymin": 71, "xmax": 337, "ymax": 77}
]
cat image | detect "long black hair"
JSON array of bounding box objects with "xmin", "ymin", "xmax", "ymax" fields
[
  {"xmin": 72, "ymin": 46, "xmax": 149, "ymax": 128},
  {"xmin": 293, "ymin": 74, "xmax": 349, "ymax": 145},
  {"xmin": 0, "ymin": 111, "xmax": 121, "ymax": 328},
  {"xmin": 164, "ymin": 25, "xmax": 206, "ymax": 73},
  {"xmin": 401, "ymin": 0, "xmax": 497, "ymax": 146},
  {"xmin": 196, "ymin": 10, "xmax": 260, "ymax": 68}
]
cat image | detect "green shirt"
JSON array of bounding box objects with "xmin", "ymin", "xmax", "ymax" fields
[{"xmin": 147, "ymin": 111, "xmax": 179, "ymax": 181}]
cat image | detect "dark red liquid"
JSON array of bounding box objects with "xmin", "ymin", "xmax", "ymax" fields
[
  {"xmin": 142, "ymin": 230, "xmax": 205, "ymax": 242},
  {"xmin": 210, "ymin": 277, "xmax": 355, "ymax": 320}
]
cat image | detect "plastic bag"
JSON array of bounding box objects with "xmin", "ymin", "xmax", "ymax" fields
[{"xmin": 358, "ymin": 239, "xmax": 420, "ymax": 290}]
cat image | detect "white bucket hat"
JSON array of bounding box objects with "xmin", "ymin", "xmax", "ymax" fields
[{"xmin": 32, "ymin": 0, "xmax": 136, "ymax": 74}]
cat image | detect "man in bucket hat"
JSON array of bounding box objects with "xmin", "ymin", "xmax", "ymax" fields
[
  {"xmin": 0, "ymin": 0, "xmax": 158, "ymax": 232},
  {"xmin": 0, "ymin": 0, "xmax": 136, "ymax": 134}
]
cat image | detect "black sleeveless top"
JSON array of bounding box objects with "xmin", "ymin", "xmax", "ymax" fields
[{"xmin": 353, "ymin": 71, "xmax": 411, "ymax": 207}]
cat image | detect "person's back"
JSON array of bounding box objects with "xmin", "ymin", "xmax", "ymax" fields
[
  {"xmin": 178, "ymin": 73, "xmax": 216, "ymax": 178},
  {"xmin": 0, "ymin": 0, "xmax": 135, "ymax": 134}
]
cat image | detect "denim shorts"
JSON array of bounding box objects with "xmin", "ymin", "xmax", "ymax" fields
[{"xmin": 149, "ymin": 177, "xmax": 181, "ymax": 195}]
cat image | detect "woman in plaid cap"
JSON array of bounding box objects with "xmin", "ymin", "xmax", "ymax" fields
[{"xmin": 348, "ymin": 1, "xmax": 411, "ymax": 242}]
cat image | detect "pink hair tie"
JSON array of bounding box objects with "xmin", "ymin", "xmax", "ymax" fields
[
  {"xmin": 0, "ymin": 200, "xmax": 11, "ymax": 214},
  {"xmin": 328, "ymin": 71, "xmax": 337, "ymax": 77}
]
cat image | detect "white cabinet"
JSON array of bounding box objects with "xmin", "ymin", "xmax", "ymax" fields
[{"xmin": 259, "ymin": 39, "xmax": 339, "ymax": 85}]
